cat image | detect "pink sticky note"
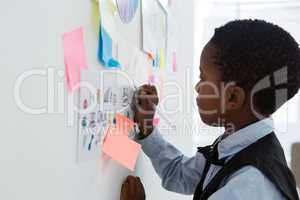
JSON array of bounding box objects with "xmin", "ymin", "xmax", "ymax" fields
[
  {"xmin": 172, "ymin": 52, "xmax": 177, "ymax": 72},
  {"xmin": 64, "ymin": 55, "xmax": 80, "ymax": 92},
  {"xmin": 62, "ymin": 27, "xmax": 87, "ymax": 92},
  {"xmin": 148, "ymin": 74, "xmax": 155, "ymax": 84},
  {"xmin": 115, "ymin": 113, "xmax": 134, "ymax": 135},
  {"xmin": 102, "ymin": 127, "xmax": 141, "ymax": 171},
  {"xmin": 153, "ymin": 117, "xmax": 160, "ymax": 126}
]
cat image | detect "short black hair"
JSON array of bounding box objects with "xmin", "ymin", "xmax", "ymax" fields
[{"xmin": 210, "ymin": 19, "xmax": 300, "ymax": 115}]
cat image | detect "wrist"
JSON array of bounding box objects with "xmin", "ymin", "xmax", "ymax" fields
[{"xmin": 138, "ymin": 119, "xmax": 154, "ymax": 138}]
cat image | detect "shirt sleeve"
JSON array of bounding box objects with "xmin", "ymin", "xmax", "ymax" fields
[
  {"xmin": 134, "ymin": 128, "xmax": 206, "ymax": 195},
  {"xmin": 208, "ymin": 166, "xmax": 286, "ymax": 200}
]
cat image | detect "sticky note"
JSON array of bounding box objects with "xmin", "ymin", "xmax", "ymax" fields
[
  {"xmin": 115, "ymin": 113, "xmax": 134, "ymax": 135},
  {"xmin": 102, "ymin": 126, "xmax": 141, "ymax": 171},
  {"xmin": 147, "ymin": 53, "xmax": 154, "ymax": 61},
  {"xmin": 159, "ymin": 76, "xmax": 165, "ymax": 99},
  {"xmin": 159, "ymin": 49, "xmax": 165, "ymax": 68},
  {"xmin": 99, "ymin": 0, "xmax": 118, "ymax": 39},
  {"xmin": 62, "ymin": 27, "xmax": 87, "ymax": 92},
  {"xmin": 91, "ymin": 0, "xmax": 101, "ymax": 36},
  {"xmin": 153, "ymin": 117, "xmax": 160, "ymax": 126},
  {"xmin": 148, "ymin": 74, "xmax": 155, "ymax": 84},
  {"xmin": 172, "ymin": 52, "xmax": 177, "ymax": 72},
  {"xmin": 155, "ymin": 52, "xmax": 160, "ymax": 68},
  {"xmin": 108, "ymin": 0, "xmax": 118, "ymax": 14},
  {"xmin": 98, "ymin": 26, "xmax": 120, "ymax": 68}
]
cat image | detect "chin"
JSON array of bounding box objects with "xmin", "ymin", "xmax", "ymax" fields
[{"xmin": 199, "ymin": 113, "xmax": 222, "ymax": 127}]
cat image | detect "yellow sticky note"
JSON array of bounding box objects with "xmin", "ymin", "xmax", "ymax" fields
[
  {"xmin": 99, "ymin": 0, "xmax": 118, "ymax": 39},
  {"xmin": 108, "ymin": 0, "xmax": 118, "ymax": 14},
  {"xmin": 91, "ymin": 0, "xmax": 101, "ymax": 36},
  {"xmin": 159, "ymin": 49, "xmax": 165, "ymax": 68}
]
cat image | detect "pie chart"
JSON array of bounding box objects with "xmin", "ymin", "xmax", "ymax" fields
[{"xmin": 116, "ymin": 0, "xmax": 139, "ymax": 24}]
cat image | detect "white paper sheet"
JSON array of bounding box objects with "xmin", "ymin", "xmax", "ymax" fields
[{"xmin": 142, "ymin": 0, "xmax": 168, "ymax": 56}]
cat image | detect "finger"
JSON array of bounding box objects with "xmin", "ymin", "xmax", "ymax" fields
[
  {"xmin": 120, "ymin": 181, "xmax": 129, "ymax": 200},
  {"xmin": 126, "ymin": 175, "xmax": 136, "ymax": 181},
  {"xmin": 141, "ymin": 87, "xmax": 157, "ymax": 96},
  {"xmin": 136, "ymin": 94, "xmax": 155, "ymax": 112},
  {"xmin": 146, "ymin": 85, "xmax": 158, "ymax": 97},
  {"xmin": 127, "ymin": 176, "xmax": 137, "ymax": 195},
  {"xmin": 137, "ymin": 90, "xmax": 158, "ymax": 108},
  {"xmin": 138, "ymin": 85, "xmax": 157, "ymax": 96},
  {"xmin": 135, "ymin": 177, "xmax": 146, "ymax": 200},
  {"xmin": 124, "ymin": 176, "xmax": 137, "ymax": 199}
]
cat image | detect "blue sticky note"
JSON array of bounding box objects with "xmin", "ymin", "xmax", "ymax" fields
[
  {"xmin": 155, "ymin": 52, "xmax": 160, "ymax": 68},
  {"xmin": 98, "ymin": 26, "xmax": 120, "ymax": 68}
]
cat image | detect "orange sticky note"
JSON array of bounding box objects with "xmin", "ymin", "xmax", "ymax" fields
[
  {"xmin": 115, "ymin": 113, "xmax": 134, "ymax": 135},
  {"xmin": 147, "ymin": 53, "xmax": 154, "ymax": 60},
  {"xmin": 102, "ymin": 126, "xmax": 141, "ymax": 171},
  {"xmin": 62, "ymin": 27, "xmax": 87, "ymax": 92}
]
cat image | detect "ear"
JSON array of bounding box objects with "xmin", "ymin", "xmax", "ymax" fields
[{"xmin": 225, "ymin": 86, "xmax": 246, "ymax": 111}]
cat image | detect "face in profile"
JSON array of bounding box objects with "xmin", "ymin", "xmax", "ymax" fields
[
  {"xmin": 195, "ymin": 43, "xmax": 223, "ymax": 126},
  {"xmin": 195, "ymin": 43, "xmax": 248, "ymax": 128}
]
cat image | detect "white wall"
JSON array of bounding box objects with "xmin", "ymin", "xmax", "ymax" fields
[{"xmin": 0, "ymin": 0, "xmax": 195, "ymax": 200}]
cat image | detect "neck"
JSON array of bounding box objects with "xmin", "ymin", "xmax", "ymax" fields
[{"xmin": 224, "ymin": 114, "xmax": 266, "ymax": 136}]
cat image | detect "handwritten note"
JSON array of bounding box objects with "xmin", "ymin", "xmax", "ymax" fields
[
  {"xmin": 102, "ymin": 125, "xmax": 141, "ymax": 171},
  {"xmin": 62, "ymin": 27, "xmax": 87, "ymax": 92}
]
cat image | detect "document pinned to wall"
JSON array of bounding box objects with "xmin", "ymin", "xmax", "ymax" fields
[
  {"xmin": 77, "ymin": 71, "xmax": 103, "ymax": 162},
  {"xmin": 142, "ymin": 0, "xmax": 168, "ymax": 66},
  {"xmin": 77, "ymin": 70, "xmax": 136, "ymax": 163}
]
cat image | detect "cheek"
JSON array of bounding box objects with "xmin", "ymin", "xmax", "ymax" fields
[{"xmin": 197, "ymin": 83, "xmax": 221, "ymax": 112}]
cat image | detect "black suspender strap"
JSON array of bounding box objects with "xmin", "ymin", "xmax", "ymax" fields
[{"xmin": 193, "ymin": 161, "xmax": 211, "ymax": 200}]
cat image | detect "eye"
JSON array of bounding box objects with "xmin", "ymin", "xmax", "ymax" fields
[{"xmin": 199, "ymin": 75, "xmax": 204, "ymax": 81}]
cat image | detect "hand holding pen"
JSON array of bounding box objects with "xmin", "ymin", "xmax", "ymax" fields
[{"xmin": 132, "ymin": 84, "xmax": 159, "ymax": 139}]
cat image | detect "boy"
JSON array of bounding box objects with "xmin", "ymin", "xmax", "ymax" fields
[{"xmin": 120, "ymin": 19, "xmax": 300, "ymax": 200}]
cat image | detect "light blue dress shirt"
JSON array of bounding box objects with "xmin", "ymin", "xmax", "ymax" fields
[{"xmin": 136, "ymin": 117, "xmax": 287, "ymax": 199}]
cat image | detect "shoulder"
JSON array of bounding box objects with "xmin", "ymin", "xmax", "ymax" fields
[{"xmin": 209, "ymin": 166, "xmax": 286, "ymax": 200}]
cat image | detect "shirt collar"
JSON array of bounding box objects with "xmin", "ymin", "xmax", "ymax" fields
[{"xmin": 218, "ymin": 117, "xmax": 274, "ymax": 159}]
